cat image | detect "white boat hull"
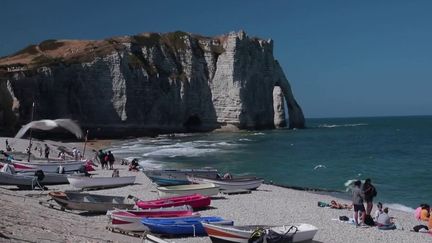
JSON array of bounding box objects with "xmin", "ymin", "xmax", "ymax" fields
[
  {"xmin": 203, "ymin": 223, "xmax": 318, "ymax": 243},
  {"xmin": 0, "ymin": 171, "xmax": 70, "ymax": 187},
  {"xmin": 10, "ymin": 160, "xmax": 86, "ymax": 173},
  {"xmin": 157, "ymin": 183, "xmax": 220, "ymax": 198},
  {"xmin": 188, "ymin": 176, "xmax": 263, "ymax": 191},
  {"xmin": 142, "ymin": 168, "xmax": 219, "ymax": 186},
  {"xmin": 67, "ymin": 176, "xmax": 136, "ymax": 190}
]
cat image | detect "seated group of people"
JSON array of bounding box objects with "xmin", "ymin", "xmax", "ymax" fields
[
  {"xmin": 321, "ymin": 200, "xmax": 395, "ymax": 228},
  {"xmin": 373, "ymin": 202, "xmax": 394, "ymax": 228}
]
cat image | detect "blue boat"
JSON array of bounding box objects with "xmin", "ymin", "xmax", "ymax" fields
[{"xmin": 141, "ymin": 216, "xmax": 233, "ymax": 236}]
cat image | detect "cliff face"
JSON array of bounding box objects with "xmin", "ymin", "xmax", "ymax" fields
[{"xmin": 0, "ymin": 31, "xmax": 305, "ymax": 137}]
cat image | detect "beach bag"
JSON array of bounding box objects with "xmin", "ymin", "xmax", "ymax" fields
[
  {"xmin": 339, "ymin": 216, "xmax": 349, "ymax": 221},
  {"xmin": 413, "ymin": 225, "xmax": 429, "ymax": 232},
  {"xmin": 364, "ymin": 214, "xmax": 375, "ymax": 226}
]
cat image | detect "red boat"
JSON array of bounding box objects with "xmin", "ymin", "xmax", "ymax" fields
[{"xmin": 136, "ymin": 193, "xmax": 211, "ymax": 209}]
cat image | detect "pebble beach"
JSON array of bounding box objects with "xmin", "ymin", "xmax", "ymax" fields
[{"xmin": 0, "ymin": 137, "xmax": 431, "ymax": 243}]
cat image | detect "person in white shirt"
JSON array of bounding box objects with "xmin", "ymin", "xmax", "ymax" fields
[
  {"xmin": 374, "ymin": 202, "xmax": 384, "ymax": 221},
  {"xmin": 377, "ymin": 207, "xmax": 392, "ymax": 226}
]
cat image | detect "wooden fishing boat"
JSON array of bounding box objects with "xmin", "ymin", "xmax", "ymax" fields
[
  {"xmin": 136, "ymin": 193, "xmax": 211, "ymax": 209},
  {"xmin": 67, "ymin": 175, "xmax": 136, "ymax": 190},
  {"xmin": 187, "ymin": 176, "xmax": 263, "ymax": 191},
  {"xmin": 157, "ymin": 183, "xmax": 219, "ymax": 198},
  {"xmin": 110, "ymin": 211, "xmax": 200, "ymax": 232},
  {"xmin": 141, "ymin": 216, "xmax": 234, "ymax": 236},
  {"xmin": 202, "ymin": 223, "xmax": 319, "ymax": 243},
  {"xmin": 142, "ymin": 168, "xmax": 219, "ymax": 186},
  {"xmin": 48, "ymin": 191, "xmax": 135, "ymax": 212}
]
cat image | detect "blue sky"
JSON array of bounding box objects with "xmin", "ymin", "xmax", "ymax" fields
[{"xmin": 1, "ymin": 0, "xmax": 431, "ymax": 118}]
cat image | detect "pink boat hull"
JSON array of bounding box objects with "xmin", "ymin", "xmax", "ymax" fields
[{"xmin": 136, "ymin": 193, "xmax": 211, "ymax": 209}]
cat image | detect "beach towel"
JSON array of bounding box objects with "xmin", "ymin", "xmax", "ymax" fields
[
  {"xmin": 414, "ymin": 207, "xmax": 422, "ymax": 220},
  {"xmin": 378, "ymin": 224, "xmax": 396, "ymax": 230},
  {"xmin": 318, "ymin": 201, "xmax": 329, "ymax": 207}
]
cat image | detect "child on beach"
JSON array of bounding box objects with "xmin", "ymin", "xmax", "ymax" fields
[
  {"xmin": 374, "ymin": 202, "xmax": 384, "ymax": 221},
  {"xmin": 352, "ymin": 180, "xmax": 366, "ymax": 226},
  {"xmin": 376, "ymin": 207, "xmax": 394, "ymax": 227}
]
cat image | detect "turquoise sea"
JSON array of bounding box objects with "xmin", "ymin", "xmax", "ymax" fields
[{"xmin": 109, "ymin": 116, "xmax": 432, "ymax": 210}]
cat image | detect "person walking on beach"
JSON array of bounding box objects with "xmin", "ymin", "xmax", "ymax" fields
[
  {"xmin": 44, "ymin": 144, "xmax": 50, "ymax": 160},
  {"xmin": 352, "ymin": 180, "xmax": 366, "ymax": 226},
  {"xmin": 98, "ymin": 150, "xmax": 107, "ymax": 169},
  {"xmin": 108, "ymin": 151, "xmax": 115, "ymax": 170},
  {"xmin": 362, "ymin": 178, "xmax": 377, "ymax": 215},
  {"xmin": 72, "ymin": 147, "xmax": 79, "ymax": 160},
  {"xmin": 5, "ymin": 139, "xmax": 11, "ymax": 152}
]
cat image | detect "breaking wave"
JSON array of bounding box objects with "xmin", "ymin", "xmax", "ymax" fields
[
  {"xmin": 318, "ymin": 123, "xmax": 368, "ymax": 128},
  {"xmin": 138, "ymin": 159, "xmax": 165, "ymax": 169},
  {"xmin": 143, "ymin": 147, "xmax": 219, "ymax": 158},
  {"xmin": 386, "ymin": 203, "xmax": 415, "ymax": 213}
]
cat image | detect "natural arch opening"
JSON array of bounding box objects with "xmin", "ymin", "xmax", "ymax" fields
[{"xmin": 183, "ymin": 115, "xmax": 202, "ymax": 129}]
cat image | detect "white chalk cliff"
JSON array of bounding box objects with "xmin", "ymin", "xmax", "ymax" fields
[{"xmin": 0, "ymin": 31, "xmax": 305, "ymax": 136}]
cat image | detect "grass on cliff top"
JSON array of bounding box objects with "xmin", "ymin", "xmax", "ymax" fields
[
  {"xmin": 38, "ymin": 40, "xmax": 65, "ymax": 51},
  {"xmin": 13, "ymin": 45, "xmax": 39, "ymax": 56}
]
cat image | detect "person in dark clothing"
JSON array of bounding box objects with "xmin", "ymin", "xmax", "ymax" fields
[
  {"xmin": 5, "ymin": 139, "xmax": 11, "ymax": 152},
  {"xmin": 107, "ymin": 151, "xmax": 115, "ymax": 170},
  {"xmin": 362, "ymin": 178, "xmax": 377, "ymax": 215},
  {"xmin": 44, "ymin": 144, "xmax": 50, "ymax": 160},
  {"xmin": 129, "ymin": 158, "xmax": 139, "ymax": 171},
  {"xmin": 98, "ymin": 150, "xmax": 106, "ymax": 169}
]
